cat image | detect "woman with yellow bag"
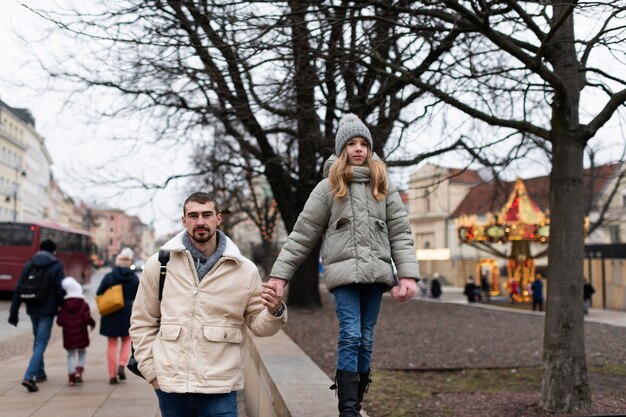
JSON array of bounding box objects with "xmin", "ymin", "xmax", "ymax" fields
[{"xmin": 96, "ymin": 248, "xmax": 139, "ymax": 385}]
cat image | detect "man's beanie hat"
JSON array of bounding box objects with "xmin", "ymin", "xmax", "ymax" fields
[
  {"xmin": 335, "ymin": 113, "xmax": 373, "ymax": 155},
  {"xmin": 40, "ymin": 239, "xmax": 56, "ymax": 253}
]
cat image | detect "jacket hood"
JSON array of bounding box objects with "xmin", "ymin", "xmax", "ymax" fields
[
  {"xmin": 62, "ymin": 297, "xmax": 86, "ymax": 314},
  {"xmin": 62, "ymin": 277, "xmax": 84, "ymax": 299},
  {"xmin": 322, "ymin": 152, "xmax": 383, "ymax": 178},
  {"xmin": 161, "ymin": 230, "xmax": 245, "ymax": 262},
  {"xmin": 31, "ymin": 250, "xmax": 59, "ymax": 268},
  {"xmin": 112, "ymin": 266, "xmax": 137, "ymax": 282}
]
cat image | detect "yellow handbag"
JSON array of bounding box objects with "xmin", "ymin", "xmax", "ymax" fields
[{"xmin": 96, "ymin": 284, "xmax": 125, "ymax": 316}]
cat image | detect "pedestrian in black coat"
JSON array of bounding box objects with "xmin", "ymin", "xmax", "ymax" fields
[
  {"xmin": 96, "ymin": 248, "xmax": 139, "ymax": 384},
  {"xmin": 8, "ymin": 239, "xmax": 65, "ymax": 392},
  {"xmin": 463, "ymin": 275, "xmax": 477, "ymax": 303}
]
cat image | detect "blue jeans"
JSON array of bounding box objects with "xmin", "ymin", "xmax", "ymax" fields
[
  {"xmin": 155, "ymin": 390, "xmax": 237, "ymax": 417},
  {"xmin": 24, "ymin": 315, "xmax": 54, "ymax": 380},
  {"xmin": 333, "ymin": 283, "xmax": 385, "ymax": 373}
]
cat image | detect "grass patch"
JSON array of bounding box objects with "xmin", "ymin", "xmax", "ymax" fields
[
  {"xmin": 365, "ymin": 368, "xmax": 542, "ymax": 417},
  {"xmin": 590, "ymin": 363, "xmax": 626, "ymax": 377}
]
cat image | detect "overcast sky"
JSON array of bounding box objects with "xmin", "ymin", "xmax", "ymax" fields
[
  {"xmin": 0, "ymin": 0, "xmax": 190, "ymax": 237},
  {"xmin": 2, "ymin": 1, "xmax": 625, "ymax": 238}
]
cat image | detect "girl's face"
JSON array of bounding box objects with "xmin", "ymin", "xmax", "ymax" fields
[{"xmin": 345, "ymin": 137, "xmax": 369, "ymax": 166}]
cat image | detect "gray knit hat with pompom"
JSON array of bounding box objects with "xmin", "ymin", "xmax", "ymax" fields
[{"xmin": 335, "ymin": 113, "xmax": 373, "ymax": 155}]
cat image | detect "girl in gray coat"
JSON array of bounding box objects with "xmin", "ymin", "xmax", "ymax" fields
[{"xmin": 268, "ymin": 114, "xmax": 419, "ymax": 417}]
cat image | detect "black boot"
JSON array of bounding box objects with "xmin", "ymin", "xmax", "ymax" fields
[
  {"xmin": 331, "ymin": 370, "xmax": 359, "ymax": 417},
  {"xmin": 355, "ymin": 370, "xmax": 371, "ymax": 415}
]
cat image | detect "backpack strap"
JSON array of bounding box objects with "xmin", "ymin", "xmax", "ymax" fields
[{"xmin": 157, "ymin": 250, "xmax": 170, "ymax": 302}]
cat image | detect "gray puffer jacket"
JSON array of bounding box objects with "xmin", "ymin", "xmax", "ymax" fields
[{"xmin": 270, "ymin": 155, "xmax": 420, "ymax": 291}]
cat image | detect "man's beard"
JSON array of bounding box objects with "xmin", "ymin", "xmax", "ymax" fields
[{"xmin": 191, "ymin": 228, "xmax": 214, "ymax": 243}]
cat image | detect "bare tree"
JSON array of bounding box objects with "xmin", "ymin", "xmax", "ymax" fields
[
  {"xmin": 193, "ymin": 138, "xmax": 281, "ymax": 278},
  {"xmin": 374, "ymin": 1, "xmax": 626, "ymax": 412},
  {"xmin": 31, "ymin": 1, "xmax": 469, "ymax": 307}
]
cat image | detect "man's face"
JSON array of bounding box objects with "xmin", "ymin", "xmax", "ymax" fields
[{"xmin": 182, "ymin": 201, "xmax": 222, "ymax": 244}]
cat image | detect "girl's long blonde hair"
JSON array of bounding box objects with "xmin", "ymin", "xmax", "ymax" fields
[{"xmin": 328, "ymin": 147, "xmax": 388, "ymax": 201}]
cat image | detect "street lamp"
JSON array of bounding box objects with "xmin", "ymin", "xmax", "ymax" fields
[{"xmin": 11, "ymin": 168, "xmax": 27, "ymax": 222}]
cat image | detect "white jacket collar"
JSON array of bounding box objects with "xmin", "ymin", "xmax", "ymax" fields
[{"xmin": 160, "ymin": 230, "xmax": 245, "ymax": 262}]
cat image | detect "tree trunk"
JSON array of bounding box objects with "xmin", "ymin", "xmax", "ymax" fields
[
  {"xmin": 541, "ymin": 2, "xmax": 591, "ymax": 411},
  {"xmin": 542, "ymin": 135, "xmax": 590, "ymax": 412},
  {"xmin": 286, "ymin": 242, "xmax": 322, "ymax": 308}
]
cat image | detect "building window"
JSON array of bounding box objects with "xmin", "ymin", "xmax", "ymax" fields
[
  {"xmin": 424, "ymin": 241, "xmax": 431, "ymax": 249},
  {"xmin": 609, "ymin": 225, "xmax": 621, "ymax": 243},
  {"xmin": 623, "ymin": 194, "xmax": 626, "ymax": 207}
]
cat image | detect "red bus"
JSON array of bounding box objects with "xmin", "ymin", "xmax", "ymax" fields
[{"xmin": 0, "ymin": 221, "xmax": 94, "ymax": 292}]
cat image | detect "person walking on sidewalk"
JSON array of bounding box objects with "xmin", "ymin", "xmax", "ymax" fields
[
  {"xmin": 96, "ymin": 247, "xmax": 139, "ymax": 385},
  {"xmin": 267, "ymin": 114, "xmax": 419, "ymax": 417},
  {"xmin": 463, "ymin": 276, "xmax": 478, "ymax": 303},
  {"xmin": 130, "ymin": 192, "xmax": 286, "ymax": 417},
  {"xmin": 583, "ymin": 278, "xmax": 595, "ymax": 315},
  {"xmin": 8, "ymin": 239, "xmax": 65, "ymax": 392},
  {"xmin": 530, "ymin": 277, "xmax": 544, "ymax": 312},
  {"xmin": 56, "ymin": 276, "xmax": 96, "ymax": 386}
]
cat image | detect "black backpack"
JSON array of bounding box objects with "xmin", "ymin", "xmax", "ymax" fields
[
  {"xmin": 127, "ymin": 250, "xmax": 170, "ymax": 379},
  {"xmin": 19, "ymin": 265, "xmax": 52, "ymax": 304}
]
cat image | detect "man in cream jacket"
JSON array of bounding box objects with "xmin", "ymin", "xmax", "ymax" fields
[{"xmin": 130, "ymin": 192, "xmax": 286, "ymax": 417}]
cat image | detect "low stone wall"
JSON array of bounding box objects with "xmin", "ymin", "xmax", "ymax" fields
[{"xmin": 243, "ymin": 329, "xmax": 339, "ymax": 417}]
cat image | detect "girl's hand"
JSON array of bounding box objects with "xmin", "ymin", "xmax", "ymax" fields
[
  {"xmin": 391, "ymin": 278, "xmax": 417, "ymax": 303},
  {"xmin": 267, "ymin": 277, "xmax": 288, "ymax": 298}
]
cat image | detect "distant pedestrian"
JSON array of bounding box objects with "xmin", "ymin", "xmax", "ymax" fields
[
  {"xmin": 267, "ymin": 114, "xmax": 419, "ymax": 417},
  {"xmin": 96, "ymin": 247, "xmax": 139, "ymax": 384},
  {"xmin": 530, "ymin": 278, "xmax": 544, "ymax": 312},
  {"xmin": 56, "ymin": 277, "xmax": 96, "ymax": 386},
  {"xmin": 418, "ymin": 278, "xmax": 429, "ymax": 298},
  {"xmin": 430, "ymin": 274, "xmax": 442, "ymax": 300},
  {"xmin": 583, "ymin": 279, "xmax": 595, "ymax": 315},
  {"xmin": 463, "ymin": 275, "xmax": 477, "ymax": 303},
  {"xmin": 8, "ymin": 239, "xmax": 65, "ymax": 392},
  {"xmin": 480, "ymin": 272, "xmax": 490, "ymax": 301},
  {"xmin": 509, "ymin": 279, "xmax": 520, "ymax": 303}
]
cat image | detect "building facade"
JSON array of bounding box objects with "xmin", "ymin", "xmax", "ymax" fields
[
  {"xmin": 408, "ymin": 163, "xmax": 626, "ymax": 308},
  {"xmin": 0, "ymin": 99, "xmax": 51, "ymax": 222},
  {"xmin": 90, "ymin": 208, "xmax": 155, "ymax": 264}
]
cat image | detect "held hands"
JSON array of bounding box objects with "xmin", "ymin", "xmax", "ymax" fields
[
  {"xmin": 391, "ymin": 278, "xmax": 417, "ymax": 303},
  {"xmin": 267, "ymin": 277, "xmax": 288, "ymax": 298},
  {"xmin": 261, "ymin": 279, "xmax": 286, "ymax": 315}
]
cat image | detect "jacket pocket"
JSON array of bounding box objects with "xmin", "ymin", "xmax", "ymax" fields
[
  {"xmin": 323, "ymin": 218, "xmax": 351, "ymax": 261},
  {"xmin": 201, "ymin": 325, "xmax": 243, "ymax": 380},
  {"xmin": 154, "ymin": 324, "xmax": 182, "ymax": 377},
  {"xmin": 374, "ymin": 219, "xmax": 392, "ymax": 262}
]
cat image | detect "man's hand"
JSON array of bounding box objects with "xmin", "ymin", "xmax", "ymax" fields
[
  {"xmin": 149, "ymin": 378, "xmax": 160, "ymax": 390},
  {"xmin": 8, "ymin": 312, "xmax": 18, "ymax": 327},
  {"xmin": 267, "ymin": 277, "xmax": 288, "ymax": 298},
  {"xmin": 391, "ymin": 278, "xmax": 417, "ymax": 303},
  {"xmin": 261, "ymin": 281, "xmax": 284, "ymax": 315}
]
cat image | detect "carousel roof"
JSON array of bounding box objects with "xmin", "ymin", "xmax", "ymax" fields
[{"xmin": 499, "ymin": 178, "xmax": 545, "ymax": 225}]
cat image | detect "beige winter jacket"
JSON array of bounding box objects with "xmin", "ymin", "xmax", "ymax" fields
[{"xmin": 130, "ymin": 231, "xmax": 286, "ymax": 394}]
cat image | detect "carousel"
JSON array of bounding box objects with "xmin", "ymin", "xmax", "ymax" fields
[{"xmin": 456, "ymin": 178, "xmax": 552, "ymax": 302}]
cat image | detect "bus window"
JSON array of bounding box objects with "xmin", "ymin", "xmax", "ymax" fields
[{"xmin": 0, "ymin": 223, "xmax": 35, "ymax": 246}]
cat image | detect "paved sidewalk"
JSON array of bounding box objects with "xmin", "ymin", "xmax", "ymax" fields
[
  {"xmin": 0, "ymin": 269, "xmax": 249, "ymax": 417},
  {"xmin": 2, "ymin": 282, "xmax": 624, "ymax": 417},
  {"xmin": 431, "ymin": 285, "xmax": 626, "ymax": 327},
  {"xmin": 0, "ymin": 323, "xmax": 160, "ymax": 417}
]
